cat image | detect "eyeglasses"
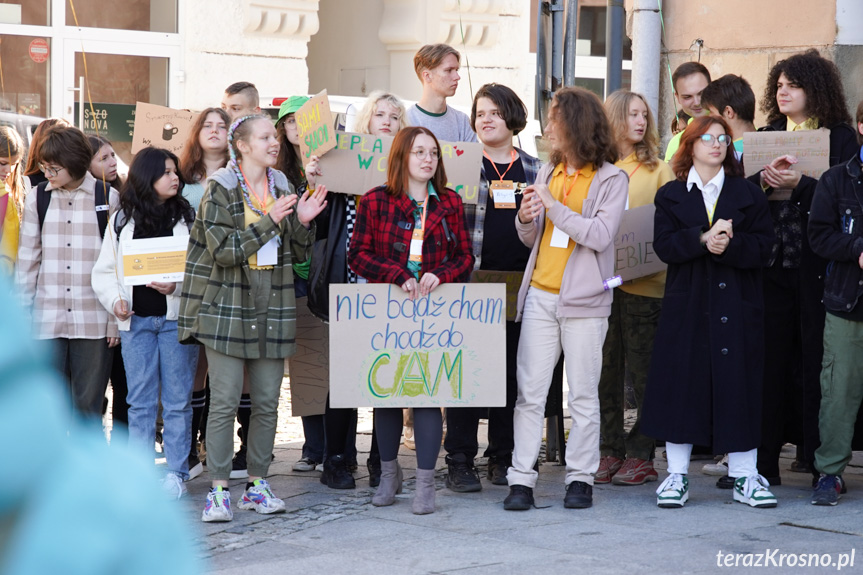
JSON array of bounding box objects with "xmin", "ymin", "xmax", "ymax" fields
[
  {"xmin": 38, "ymin": 163, "xmax": 66, "ymax": 177},
  {"xmin": 411, "ymin": 148, "xmax": 439, "ymax": 160},
  {"xmin": 697, "ymin": 134, "xmax": 732, "ymax": 147}
]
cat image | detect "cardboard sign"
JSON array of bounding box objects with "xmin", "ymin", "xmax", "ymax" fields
[
  {"xmin": 743, "ymin": 129, "xmax": 831, "ymax": 179},
  {"xmin": 296, "ymin": 90, "xmax": 336, "ymax": 167},
  {"xmin": 121, "ymin": 236, "xmax": 189, "ymax": 285},
  {"xmin": 318, "ymin": 131, "xmax": 482, "ymax": 204},
  {"xmin": 613, "ymin": 204, "xmax": 666, "ymax": 282},
  {"xmin": 470, "ymin": 270, "xmax": 523, "ymax": 321},
  {"xmin": 288, "ymin": 297, "xmax": 328, "ymax": 416},
  {"xmin": 329, "ymin": 283, "xmax": 506, "ymax": 408},
  {"xmin": 131, "ymin": 102, "xmax": 195, "ymax": 155}
]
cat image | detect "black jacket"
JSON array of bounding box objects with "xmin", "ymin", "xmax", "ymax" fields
[
  {"xmin": 808, "ymin": 154, "xmax": 863, "ymax": 316},
  {"xmin": 307, "ymin": 193, "xmax": 350, "ymax": 321}
]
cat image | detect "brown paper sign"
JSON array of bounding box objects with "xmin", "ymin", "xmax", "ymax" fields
[
  {"xmin": 614, "ymin": 204, "xmax": 667, "ymax": 282},
  {"xmin": 329, "ymin": 283, "xmax": 506, "ymax": 408},
  {"xmin": 743, "ymin": 129, "xmax": 831, "ymax": 179},
  {"xmin": 470, "ymin": 270, "xmax": 523, "ymax": 321},
  {"xmin": 318, "ymin": 131, "xmax": 482, "ymax": 204},
  {"xmin": 289, "ymin": 297, "xmax": 329, "ymax": 416},
  {"xmin": 131, "ymin": 102, "xmax": 195, "ymax": 155},
  {"xmin": 296, "ymin": 90, "xmax": 336, "ymax": 167}
]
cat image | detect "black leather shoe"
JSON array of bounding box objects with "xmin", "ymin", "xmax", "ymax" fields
[
  {"xmin": 320, "ymin": 454, "xmax": 356, "ymax": 490},
  {"xmin": 503, "ymin": 484, "xmax": 534, "ymax": 510},
  {"xmin": 445, "ymin": 454, "xmax": 482, "ymax": 493},
  {"xmin": 716, "ymin": 475, "xmax": 734, "ymax": 490},
  {"xmin": 487, "ymin": 456, "xmax": 511, "ymax": 486},
  {"xmin": 367, "ymin": 454, "xmax": 381, "ymax": 488},
  {"xmin": 564, "ymin": 481, "xmax": 593, "ymax": 508}
]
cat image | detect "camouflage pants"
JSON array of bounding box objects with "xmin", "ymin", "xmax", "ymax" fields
[{"xmin": 598, "ymin": 291, "xmax": 661, "ymax": 460}]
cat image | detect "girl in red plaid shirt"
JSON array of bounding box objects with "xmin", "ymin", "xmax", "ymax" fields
[{"xmin": 348, "ymin": 126, "xmax": 474, "ymax": 514}]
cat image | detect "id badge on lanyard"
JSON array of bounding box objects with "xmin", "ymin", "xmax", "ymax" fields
[
  {"xmin": 491, "ymin": 180, "xmax": 516, "ymax": 209},
  {"xmin": 409, "ymin": 199, "xmax": 428, "ymax": 263}
]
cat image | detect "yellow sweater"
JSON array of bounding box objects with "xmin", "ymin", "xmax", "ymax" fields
[
  {"xmin": 0, "ymin": 188, "xmax": 18, "ymax": 276},
  {"xmin": 615, "ymin": 153, "xmax": 674, "ymax": 298}
]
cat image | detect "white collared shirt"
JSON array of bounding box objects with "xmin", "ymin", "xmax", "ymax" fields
[{"xmin": 686, "ymin": 166, "xmax": 725, "ymax": 223}]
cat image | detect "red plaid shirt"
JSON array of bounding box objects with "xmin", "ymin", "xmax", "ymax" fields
[{"xmin": 348, "ymin": 186, "xmax": 474, "ymax": 286}]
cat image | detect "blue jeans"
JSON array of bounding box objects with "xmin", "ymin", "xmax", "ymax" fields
[{"xmin": 120, "ymin": 316, "xmax": 199, "ymax": 479}]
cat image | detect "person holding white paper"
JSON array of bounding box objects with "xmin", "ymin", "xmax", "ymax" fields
[
  {"xmin": 504, "ymin": 87, "xmax": 628, "ymax": 511},
  {"xmin": 178, "ymin": 115, "xmax": 327, "ymax": 523},
  {"xmin": 92, "ymin": 146, "xmax": 198, "ymax": 499}
]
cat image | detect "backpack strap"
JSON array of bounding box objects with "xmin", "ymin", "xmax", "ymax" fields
[
  {"xmin": 94, "ymin": 179, "xmax": 110, "ymax": 239},
  {"xmin": 113, "ymin": 208, "xmax": 128, "ymax": 236},
  {"xmin": 36, "ymin": 181, "xmax": 50, "ymax": 230}
]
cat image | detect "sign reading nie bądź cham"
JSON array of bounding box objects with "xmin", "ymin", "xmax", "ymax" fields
[
  {"xmin": 328, "ymin": 283, "xmax": 506, "ymax": 408},
  {"xmin": 317, "ymin": 131, "xmax": 483, "ymax": 204}
]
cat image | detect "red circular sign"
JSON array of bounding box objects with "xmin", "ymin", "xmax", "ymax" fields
[{"xmin": 29, "ymin": 39, "xmax": 49, "ymax": 64}]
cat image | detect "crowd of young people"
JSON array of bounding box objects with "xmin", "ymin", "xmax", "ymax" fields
[{"xmin": 5, "ymin": 43, "xmax": 863, "ymax": 522}]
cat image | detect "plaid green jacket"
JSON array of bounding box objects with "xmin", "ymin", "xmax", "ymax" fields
[{"xmin": 178, "ymin": 167, "xmax": 314, "ymax": 359}]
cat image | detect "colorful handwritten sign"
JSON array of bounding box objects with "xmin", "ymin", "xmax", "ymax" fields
[
  {"xmin": 470, "ymin": 270, "xmax": 524, "ymax": 322},
  {"xmin": 614, "ymin": 204, "xmax": 666, "ymax": 282},
  {"xmin": 296, "ymin": 90, "xmax": 336, "ymax": 166},
  {"xmin": 743, "ymin": 128, "xmax": 831, "ymax": 178},
  {"xmin": 318, "ymin": 131, "xmax": 482, "ymax": 204},
  {"xmin": 131, "ymin": 102, "xmax": 195, "ymax": 155},
  {"xmin": 329, "ymin": 283, "xmax": 506, "ymax": 408}
]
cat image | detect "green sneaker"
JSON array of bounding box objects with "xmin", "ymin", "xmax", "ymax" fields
[
  {"xmin": 656, "ymin": 473, "xmax": 689, "ymax": 508},
  {"xmin": 733, "ymin": 475, "xmax": 777, "ymax": 508}
]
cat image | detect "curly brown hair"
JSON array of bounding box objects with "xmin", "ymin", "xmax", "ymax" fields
[
  {"xmin": 548, "ymin": 87, "xmax": 617, "ymax": 168},
  {"xmin": 760, "ymin": 49, "xmax": 851, "ymax": 127}
]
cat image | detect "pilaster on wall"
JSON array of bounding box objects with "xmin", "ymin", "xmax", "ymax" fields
[
  {"xmin": 379, "ymin": 0, "xmax": 501, "ymax": 100},
  {"xmin": 243, "ymin": 0, "xmax": 320, "ymax": 38}
]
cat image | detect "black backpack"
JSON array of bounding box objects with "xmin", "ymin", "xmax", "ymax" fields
[{"xmin": 36, "ymin": 179, "xmax": 110, "ymax": 239}]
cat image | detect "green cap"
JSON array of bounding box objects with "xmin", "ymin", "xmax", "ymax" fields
[{"xmin": 278, "ymin": 95, "xmax": 309, "ymax": 121}]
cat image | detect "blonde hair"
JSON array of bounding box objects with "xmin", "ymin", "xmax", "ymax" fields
[
  {"xmin": 354, "ymin": 91, "xmax": 409, "ymax": 135},
  {"xmin": 604, "ymin": 90, "xmax": 660, "ymax": 171}
]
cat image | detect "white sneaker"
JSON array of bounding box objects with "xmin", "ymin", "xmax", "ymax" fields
[
  {"xmin": 733, "ymin": 475, "xmax": 777, "ymax": 508},
  {"xmin": 161, "ymin": 473, "xmax": 187, "ymax": 500},
  {"xmin": 403, "ymin": 426, "xmax": 416, "ymax": 450},
  {"xmin": 702, "ymin": 455, "xmax": 728, "ymax": 476},
  {"xmin": 237, "ymin": 479, "xmax": 286, "ymax": 515},
  {"xmin": 202, "ymin": 487, "xmax": 233, "ymax": 522},
  {"xmin": 656, "ymin": 473, "xmax": 689, "ymax": 508},
  {"xmin": 293, "ymin": 457, "xmax": 317, "ymax": 472}
]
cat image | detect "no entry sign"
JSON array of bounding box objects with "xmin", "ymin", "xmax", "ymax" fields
[{"xmin": 29, "ymin": 39, "xmax": 49, "ymax": 64}]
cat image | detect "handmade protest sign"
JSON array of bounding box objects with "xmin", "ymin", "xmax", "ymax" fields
[
  {"xmin": 329, "ymin": 283, "xmax": 506, "ymax": 408},
  {"xmin": 121, "ymin": 236, "xmax": 189, "ymax": 285},
  {"xmin": 296, "ymin": 90, "xmax": 336, "ymax": 167},
  {"xmin": 470, "ymin": 270, "xmax": 523, "ymax": 322},
  {"xmin": 131, "ymin": 102, "xmax": 195, "ymax": 155},
  {"xmin": 318, "ymin": 132, "xmax": 482, "ymax": 204},
  {"xmin": 743, "ymin": 128, "xmax": 830, "ymax": 179},
  {"xmin": 613, "ymin": 204, "xmax": 666, "ymax": 282},
  {"xmin": 289, "ymin": 300, "xmax": 328, "ymax": 416}
]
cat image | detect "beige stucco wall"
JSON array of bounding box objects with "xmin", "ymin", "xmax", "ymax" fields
[
  {"xmin": 181, "ymin": 0, "xmax": 315, "ymax": 110},
  {"xmin": 306, "ymin": 0, "xmax": 534, "ymax": 115},
  {"xmin": 656, "ymin": 0, "xmax": 861, "ymax": 148}
]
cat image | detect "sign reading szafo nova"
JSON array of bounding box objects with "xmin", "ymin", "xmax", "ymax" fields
[{"xmin": 328, "ymin": 283, "xmax": 506, "ymax": 408}]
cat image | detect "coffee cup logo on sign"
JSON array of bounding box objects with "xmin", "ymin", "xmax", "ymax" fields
[{"xmin": 162, "ymin": 123, "xmax": 180, "ymax": 141}]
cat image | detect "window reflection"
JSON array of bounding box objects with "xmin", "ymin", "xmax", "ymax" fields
[{"xmin": 66, "ymin": 0, "xmax": 177, "ymax": 33}]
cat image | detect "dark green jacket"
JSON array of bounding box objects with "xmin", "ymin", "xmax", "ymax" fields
[{"xmin": 178, "ymin": 167, "xmax": 314, "ymax": 358}]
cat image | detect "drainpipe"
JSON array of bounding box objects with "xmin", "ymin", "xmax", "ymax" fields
[
  {"xmin": 628, "ymin": 0, "xmax": 662, "ymax": 116},
  {"xmin": 605, "ymin": 0, "xmax": 624, "ymax": 96}
]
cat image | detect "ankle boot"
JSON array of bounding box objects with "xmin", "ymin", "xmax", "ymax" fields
[
  {"xmin": 412, "ymin": 467, "xmax": 437, "ymax": 515},
  {"xmin": 371, "ymin": 459, "xmax": 402, "ymax": 506}
]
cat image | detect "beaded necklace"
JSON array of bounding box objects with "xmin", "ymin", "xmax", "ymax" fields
[{"xmin": 228, "ymin": 114, "xmax": 278, "ymax": 217}]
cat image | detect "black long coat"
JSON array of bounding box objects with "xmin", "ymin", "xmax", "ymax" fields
[{"xmin": 641, "ymin": 175, "xmax": 775, "ymax": 453}]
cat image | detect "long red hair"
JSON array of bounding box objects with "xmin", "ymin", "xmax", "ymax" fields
[{"xmin": 671, "ymin": 115, "xmax": 743, "ymax": 181}]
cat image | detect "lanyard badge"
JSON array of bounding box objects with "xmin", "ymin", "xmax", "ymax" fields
[{"xmin": 491, "ymin": 180, "xmax": 516, "ymax": 209}]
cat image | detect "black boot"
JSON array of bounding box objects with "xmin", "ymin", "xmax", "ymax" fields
[
  {"xmin": 320, "ymin": 454, "xmax": 356, "ymax": 489},
  {"xmin": 367, "ymin": 451, "xmax": 382, "ymax": 487}
]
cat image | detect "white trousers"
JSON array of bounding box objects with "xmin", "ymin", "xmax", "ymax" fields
[
  {"xmin": 666, "ymin": 442, "xmax": 758, "ymax": 478},
  {"xmin": 508, "ymin": 287, "xmax": 608, "ymax": 488}
]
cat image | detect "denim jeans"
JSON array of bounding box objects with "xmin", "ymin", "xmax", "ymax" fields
[
  {"xmin": 301, "ymin": 414, "xmax": 325, "ymax": 462},
  {"xmin": 120, "ymin": 315, "xmax": 198, "ymax": 479}
]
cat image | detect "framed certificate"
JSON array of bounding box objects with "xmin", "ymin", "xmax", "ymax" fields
[{"xmin": 121, "ymin": 236, "xmax": 189, "ymax": 286}]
